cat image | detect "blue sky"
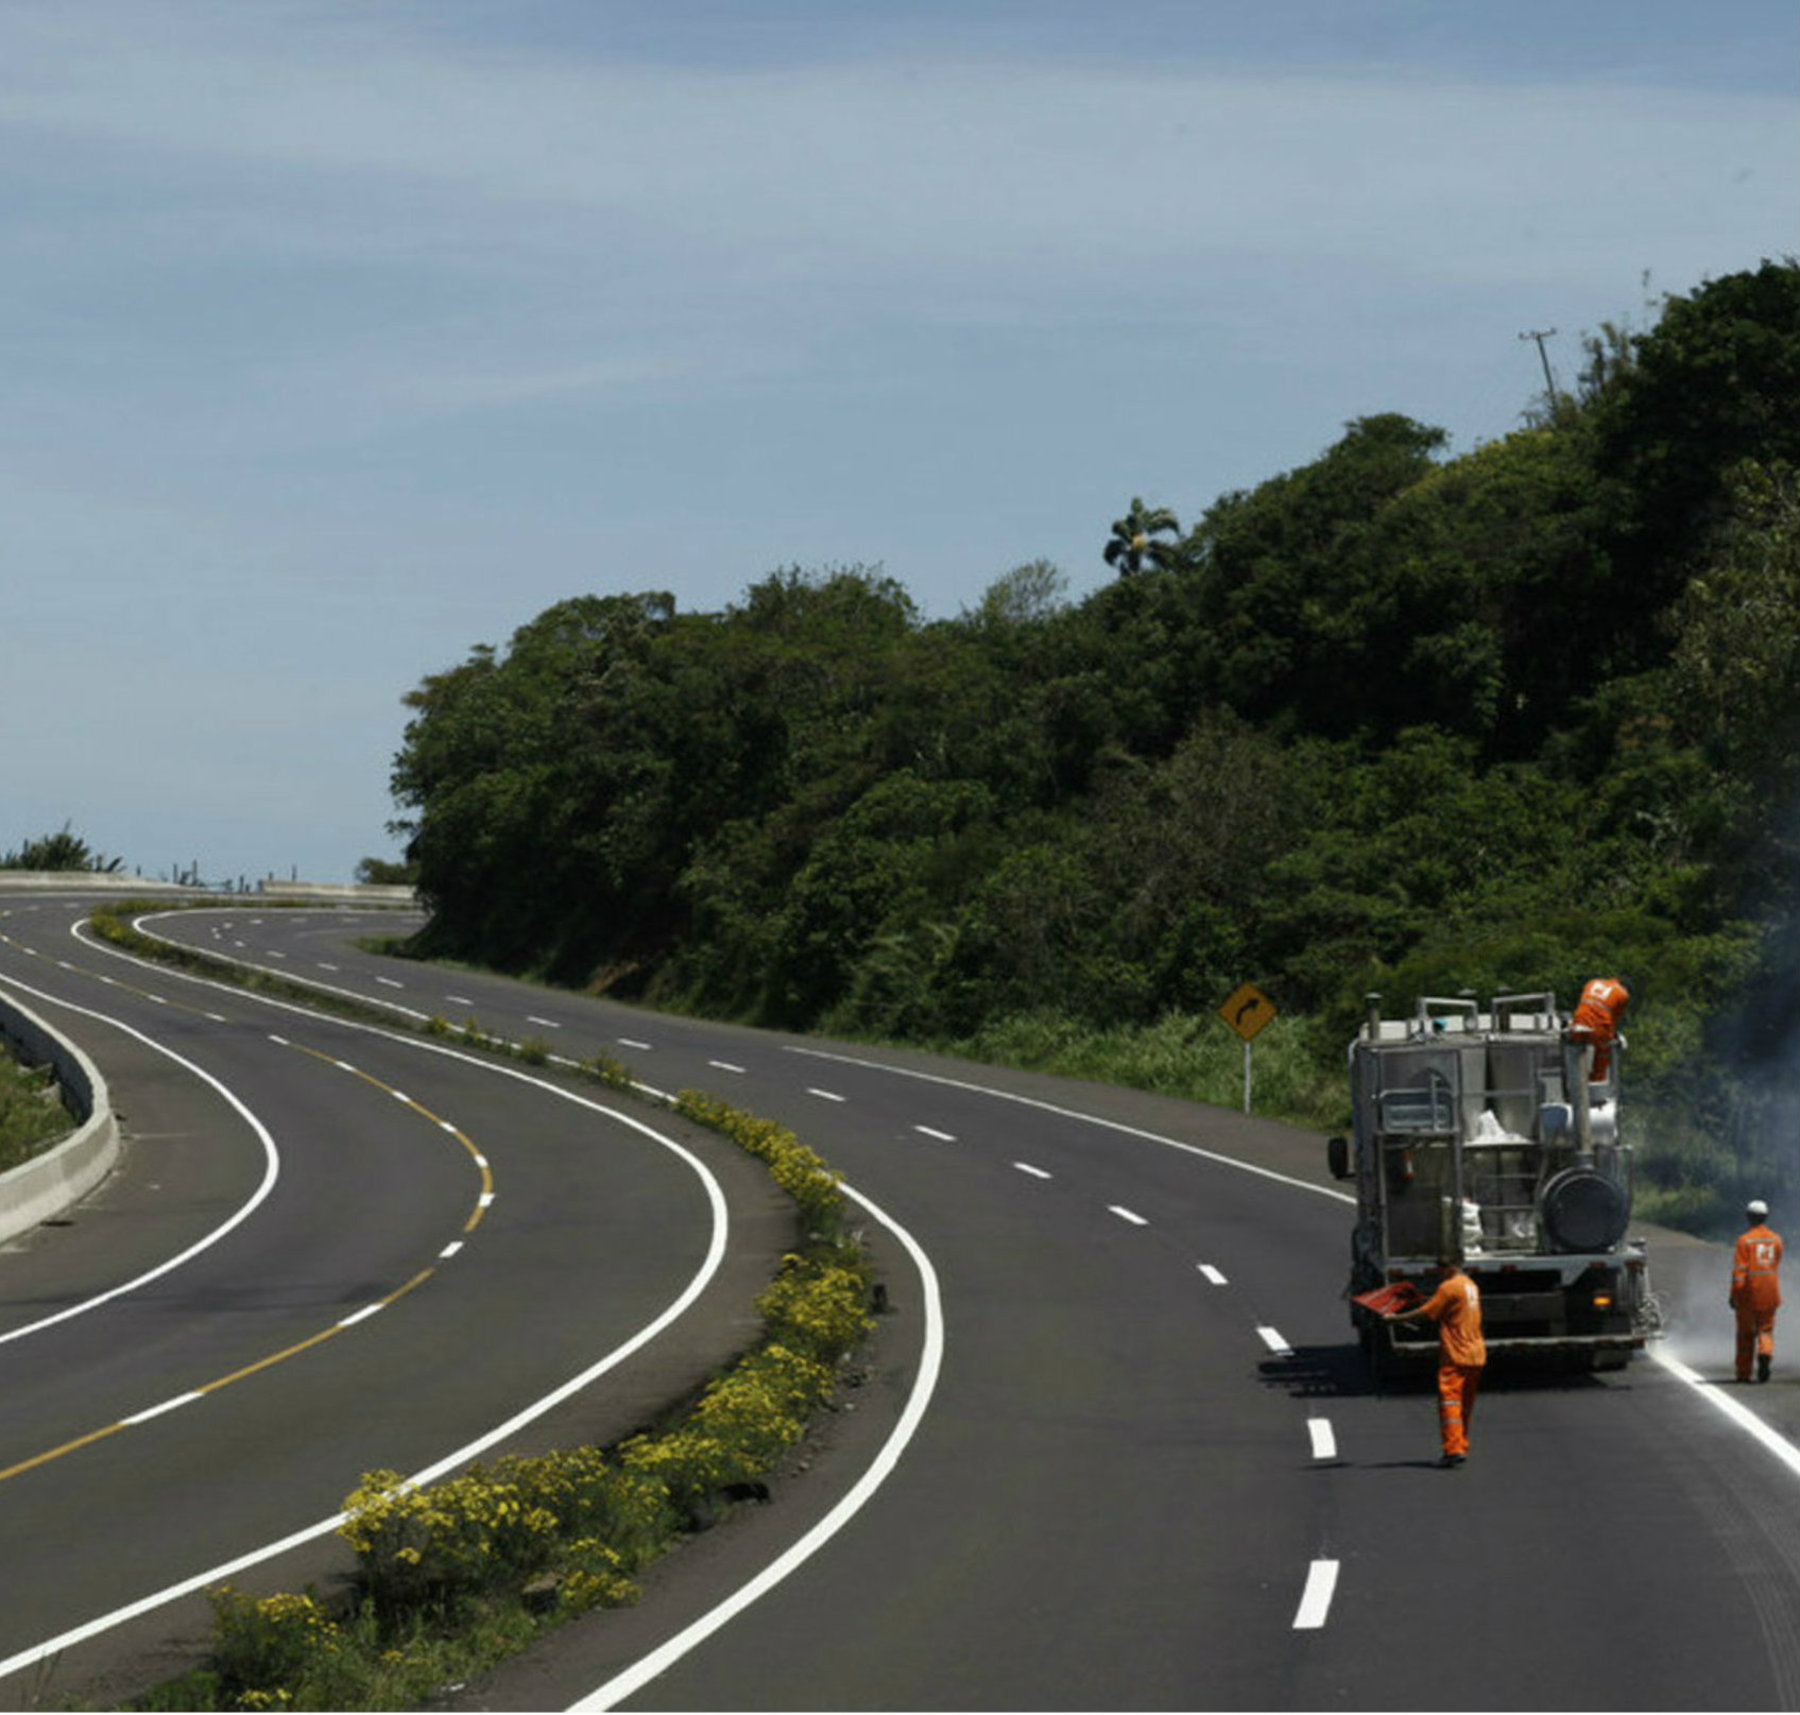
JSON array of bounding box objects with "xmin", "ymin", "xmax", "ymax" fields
[{"xmin": 3, "ymin": 1, "xmax": 1794, "ymax": 884}]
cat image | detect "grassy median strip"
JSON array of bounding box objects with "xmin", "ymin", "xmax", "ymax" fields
[
  {"xmin": 78, "ymin": 906, "xmax": 881, "ymax": 1713},
  {"xmin": 0, "ymin": 1046, "xmax": 71, "ymax": 1174}
]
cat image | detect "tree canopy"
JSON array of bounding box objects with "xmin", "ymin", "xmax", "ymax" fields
[{"xmin": 390, "ymin": 260, "xmax": 1800, "ymax": 1224}]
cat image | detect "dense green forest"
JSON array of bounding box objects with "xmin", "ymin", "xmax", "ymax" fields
[{"xmin": 391, "ymin": 260, "xmax": 1799, "ymax": 1233}]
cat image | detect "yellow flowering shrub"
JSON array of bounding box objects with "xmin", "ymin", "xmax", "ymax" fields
[
  {"xmin": 207, "ymin": 1586, "xmax": 341, "ymax": 1703},
  {"xmin": 340, "ymin": 1462, "xmax": 561, "ymax": 1611},
  {"xmin": 757, "ymin": 1251, "xmax": 876, "ymax": 1362},
  {"xmin": 585, "ymin": 1050, "xmax": 637, "ymax": 1090},
  {"xmin": 619, "ymin": 1340, "xmax": 834, "ymax": 1508},
  {"xmin": 339, "ymin": 1445, "xmax": 683, "ymax": 1619},
  {"xmin": 675, "ymin": 1091, "xmax": 845, "ymax": 1231},
  {"xmin": 558, "ymin": 1540, "xmax": 642, "ymax": 1614}
]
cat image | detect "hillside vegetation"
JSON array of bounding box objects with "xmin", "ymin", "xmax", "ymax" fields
[{"xmin": 390, "ymin": 260, "xmax": 1800, "ymax": 1236}]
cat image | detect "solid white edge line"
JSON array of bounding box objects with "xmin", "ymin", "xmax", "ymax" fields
[
  {"xmin": 569, "ymin": 1177, "xmax": 943, "ymax": 1713},
  {"xmin": 0, "ymin": 976, "xmax": 282, "ymax": 1351},
  {"xmin": 98, "ymin": 919, "xmax": 1800, "ymax": 1669},
  {"xmin": 1649, "ymin": 1346, "xmax": 1800, "ymax": 1480},
  {"xmin": 1293, "ymin": 1559, "xmax": 1339, "ymax": 1630},
  {"xmin": 0, "ymin": 1076, "xmax": 730, "ymax": 1686},
  {"xmin": 0, "ymin": 928, "xmax": 736, "ymax": 1687},
  {"xmin": 785, "ymin": 1045, "xmax": 1355, "ymax": 1205},
  {"xmin": 118, "ymin": 911, "xmax": 434, "ymax": 1028}
]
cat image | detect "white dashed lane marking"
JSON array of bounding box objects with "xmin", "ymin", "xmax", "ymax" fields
[
  {"xmin": 1294, "ymin": 1560, "xmax": 1339, "ymax": 1630},
  {"xmin": 122, "ymin": 1393, "xmax": 203, "ymax": 1427}
]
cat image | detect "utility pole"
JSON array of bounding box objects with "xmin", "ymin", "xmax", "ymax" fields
[{"xmin": 1518, "ymin": 327, "xmax": 1559, "ymax": 406}]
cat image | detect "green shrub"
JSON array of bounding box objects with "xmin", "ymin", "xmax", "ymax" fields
[
  {"xmin": 206, "ymin": 1587, "xmax": 344, "ymax": 1706},
  {"xmin": 0, "ymin": 1051, "xmax": 69, "ymax": 1172}
]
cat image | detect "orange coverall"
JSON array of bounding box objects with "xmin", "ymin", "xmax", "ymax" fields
[
  {"xmin": 1732, "ymin": 1222, "xmax": 1783, "ymax": 1381},
  {"xmin": 1420, "ymin": 1269, "xmax": 1487, "ymax": 1457},
  {"xmin": 1570, "ymin": 977, "xmax": 1629, "ymax": 1081}
]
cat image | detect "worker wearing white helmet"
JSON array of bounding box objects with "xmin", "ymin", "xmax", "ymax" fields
[{"xmin": 1732, "ymin": 1199, "xmax": 1783, "ymax": 1383}]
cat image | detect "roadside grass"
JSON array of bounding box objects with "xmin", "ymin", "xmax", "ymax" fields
[
  {"xmin": 927, "ymin": 1006, "xmax": 1348, "ymax": 1132},
  {"xmin": 0, "ymin": 1045, "xmax": 71, "ymax": 1173}
]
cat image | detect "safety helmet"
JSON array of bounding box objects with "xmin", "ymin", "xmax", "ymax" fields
[{"xmin": 1748, "ymin": 1199, "xmax": 1770, "ymax": 1219}]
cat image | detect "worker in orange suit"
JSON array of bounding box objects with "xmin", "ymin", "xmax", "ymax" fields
[
  {"xmin": 1386, "ymin": 1254, "xmax": 1487, "ymax": 1467},
  {"xmin": 1732, "ymin": 1199, "xmax": 1783, "ymax": 1383},
  {"xmin": 1569, "ymin": 976, "xmax": 1630, "ymax": 1082}
]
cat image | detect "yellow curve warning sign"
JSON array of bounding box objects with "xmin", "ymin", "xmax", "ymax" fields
[{"xmin": 1219, "ymin": 982, "xmax": 1278, "ymax": 1042}]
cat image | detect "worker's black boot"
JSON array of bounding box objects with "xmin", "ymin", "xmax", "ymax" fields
[{"xmin": 1759, "ymin": 1353, "xmax": 1772, "ymax": 1383}]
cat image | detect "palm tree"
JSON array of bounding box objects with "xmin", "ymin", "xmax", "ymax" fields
[{"xmin": 1103, "ymin": 497, "xmax": 1183, "ymax": 576}]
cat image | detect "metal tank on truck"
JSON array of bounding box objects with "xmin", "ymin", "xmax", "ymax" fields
[{"xmin": 1326, "ymin": 987, "xmax": 1660, "ymax": 1378}]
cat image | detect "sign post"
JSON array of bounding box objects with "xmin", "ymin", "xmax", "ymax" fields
[{"xmin": 1217, "ymin": 982, "xmax": 1278, "ymax": 1114}]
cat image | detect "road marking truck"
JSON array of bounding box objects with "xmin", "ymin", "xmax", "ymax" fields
[{"xmin": 1328, "ymin": 990, "xmax": 1659, "ymax": 1377}]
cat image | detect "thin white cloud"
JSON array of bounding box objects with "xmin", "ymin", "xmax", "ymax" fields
[
  {"xmin": 3, "ymin": 8, "xmax": 1788, "ymax": 288},
  {"xmin": 0, "ymin": 9, "xmax": 1786, "ymax": 471}
]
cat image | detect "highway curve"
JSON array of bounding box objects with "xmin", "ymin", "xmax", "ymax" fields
[
  {"xmin": 0, "ymin": 894, "xmax": 797, "ymax": 1709},
  {"xmin": 17, "ymin": 900, "xmax": 1800, "ymax": 1710}
]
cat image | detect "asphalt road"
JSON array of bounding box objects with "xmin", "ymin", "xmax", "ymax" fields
[
  {"xmin": 7, "ymin": 897, "xmax": 1800, "ymax": 1710},
  {"xmin": 0, "ymin": 895, "xmax": 795, "ymax": 1708}
]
